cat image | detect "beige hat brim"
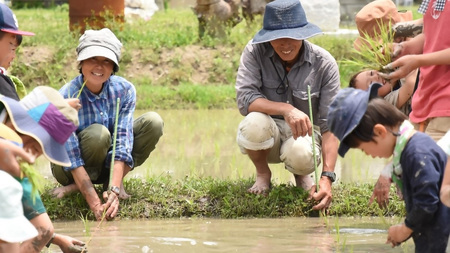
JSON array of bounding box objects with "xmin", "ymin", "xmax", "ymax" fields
[{"xmin": 77, "ymin": 45, "xmax": 119, "ymax": 71}]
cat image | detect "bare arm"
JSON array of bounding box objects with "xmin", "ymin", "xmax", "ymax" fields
[
  {"xmin": 71, "ymin": 166, "xmax": 105, "ymax": 220},
  {"xmin": 310, "ymin": 131, "xmax": 339, "ymax": 210},
  {"xmin": 381, "ymin": 47, "xmax": 450, "ymax": 83},
  {"xmin": 396, "ymin": 68, "xmax": 417, "ymax": 109}
]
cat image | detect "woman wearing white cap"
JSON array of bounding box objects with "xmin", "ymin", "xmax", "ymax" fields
[{"xmin": 51, "ymin": 28, "xmax": 164, "ymax": 221}]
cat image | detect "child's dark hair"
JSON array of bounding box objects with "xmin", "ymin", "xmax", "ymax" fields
[
  {"xmin": 342, "ymin": 97, "xmax": 407, "ymax": 148},
  {"xmin": 349, "ymin": 70, "xmax": 364, "ymax": 88},
  {"xmin": 16, "ymin": 35, "xmax": 22, "ymax": 46}
]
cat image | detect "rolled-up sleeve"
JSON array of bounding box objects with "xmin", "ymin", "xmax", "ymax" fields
[{"xmin": 235, "ymin": 41, "xmax": 266, "ymax": 116}]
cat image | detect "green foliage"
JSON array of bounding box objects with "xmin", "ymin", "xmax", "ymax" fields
[
  {"xmin": 11, "ymin": 8, "xmax": 365, "ymax": 110},
  {"xmin": 20, "ymin": 161, "xmax": 45, "ymax": 199},
  {"xmin": 340, "ymin": 20, "xmax": 394, "ymax": 74}
]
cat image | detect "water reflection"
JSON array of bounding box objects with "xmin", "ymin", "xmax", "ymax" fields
[{"xmin": 48, "ymin": 217, "xmax": 414, "ymax": 252}]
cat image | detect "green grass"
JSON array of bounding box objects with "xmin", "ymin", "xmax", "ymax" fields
[{"xmin": 41, "ymin": 176, "xmax": 405, "ymax": 221}]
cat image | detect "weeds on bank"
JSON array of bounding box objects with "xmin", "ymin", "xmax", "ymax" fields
[
  {"xmin": 42, "ymin": 176, "xmax": 405, "ymax": 221},
  {"xmin": 13, "ymin": 7, "xmax": 361, "ymax": 110}
]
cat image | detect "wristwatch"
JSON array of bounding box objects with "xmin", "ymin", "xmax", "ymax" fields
[
  {"xmin": 321, "ymin": 171, "xmax": 336, "ymax": 183},
  {"xmin": 110, "ymin": 186, "xmax": 120, "ymax": 195}
]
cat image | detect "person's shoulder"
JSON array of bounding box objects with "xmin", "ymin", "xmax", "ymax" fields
[{"xmin": 407, "ymin": 132, "xmax": 446, "ymax": 156}]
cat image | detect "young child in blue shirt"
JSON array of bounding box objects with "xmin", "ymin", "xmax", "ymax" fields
[{"xmin": 327, "ymin": 83, "xmax": 450, "ymax": 252}]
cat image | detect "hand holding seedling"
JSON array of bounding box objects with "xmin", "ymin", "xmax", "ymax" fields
[
  {"xmin": 379, "ymin": 54, "xmax": 420, "ymax": 84},
  {"xmin": 309, "ymin": 177, "xmax": 333, "ymax": 211},
  {"xmin": 0, "ymin": 138, "xmax": 34, "ymax": 177},
  {"xmin": 102, "ymin": 190, "xmax": 119, "ymax": 220}
]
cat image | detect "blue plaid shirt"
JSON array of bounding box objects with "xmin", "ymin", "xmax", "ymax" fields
[{"xmin": 59, "ymin": 75, "xmax": 136, "ymax": 170}]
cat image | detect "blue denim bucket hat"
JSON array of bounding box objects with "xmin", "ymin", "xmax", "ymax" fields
[
  {"xmin": 327, "ymin": 83, "xmax": 382, "ymax": 157},
  {"xmin": 252, "ymin": 0, "xmax": 322, "ymax": 44}
]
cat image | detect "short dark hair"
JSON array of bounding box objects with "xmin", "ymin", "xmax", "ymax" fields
[
  {"xmin": 349, "ymin": 70, "xmax": 363, "ymax": 88},
  {"xmin": 16, "ymin": 34, "xmax": 22, "ymax": 46},
  {"xmin": 342, "ymin": 97, "xmax": 407, "ymax": 148}
]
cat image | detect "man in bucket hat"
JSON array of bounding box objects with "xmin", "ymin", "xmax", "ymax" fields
[
  {"xmin": 235, "ymin": 0, "xmax": 340, "ymax": 210},
  {"xmin": 51, "ymin": 28, "xmax": 164, "ymax": 221},
  {"xmin": 0, "ymin": 86, "xmax": 86, "ymax": 252}
]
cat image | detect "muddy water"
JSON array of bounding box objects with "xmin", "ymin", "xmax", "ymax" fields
[{"xmin": 49, "ymin": 217, "xmax": 414, "ymax": 252}]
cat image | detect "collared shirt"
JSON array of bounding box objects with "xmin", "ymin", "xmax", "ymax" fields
[
  {"xmin": 235, "ymin": 40, "xmax": 340, "ymax": 133},
  {"xmin": 60, "ymin": 75, "xmax": 136, "ymax": 170},
  {"xmin": 418, "ymin": 0, "xmax": 445, "ymax": 14}
]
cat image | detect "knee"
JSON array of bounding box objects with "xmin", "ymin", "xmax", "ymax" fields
[
  {"xmin": 281, "ymin": 137, "xmax": 321, "ymax": 175},
  {"xmin": 79, "ymin": 124, "xmax": 110, "ymax": 149},
  {"xmin": 237, "ymin": 112, "xmax": 276, "ymax": 150},
  {"xmin": 137, "ymin": 112, "xmax": 164, "ymax": 136}
]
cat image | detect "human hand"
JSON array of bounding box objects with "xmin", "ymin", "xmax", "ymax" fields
[
  {"xmin": 283, "ymin": 108, "xmax": 312, "ymax": 139},
  {"xmin": 65, "ymin": 98, "xmax": 82, "ymax": 111},
  {"xmin": 308, "ymin": 177, "xmax": 332, "ymax": 211},
  {"xmin": 379, "ymin": 55, "xmax": 419, "ymax": 84},
  {"xmin": 53, "ymin": 233, "xmax": 87, "ymax": 253},
  {"xmin": 90, "ymin": 201, "xmax": 106, "ymax": 221},
  {"xmin": 0, "ymin": 138, "xmax": 35, "ymax": 177},
  {"xmin": 386, "ymin": 224, "xmax": 413, "ymax": 248},
  {"xmin": 369, "ymin": 175, "xmax": 391, "ymax": 209},
  {"xmin": 102, "ymin": 190, "xmax": 120, "ymax": 220}
]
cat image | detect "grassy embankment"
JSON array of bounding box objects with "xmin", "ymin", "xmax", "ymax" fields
[{"xmin": 12, "ymin": 5, "xmax": 419, "ymax": 220}]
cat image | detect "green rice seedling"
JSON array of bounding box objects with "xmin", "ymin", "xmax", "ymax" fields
[
  {"xmin": 19, "ymin": 161, "xmax": 45, "ymax": 201},
  {"xmin": 340, "ymin": 20, "xmax": 394, "ymax": 73}
]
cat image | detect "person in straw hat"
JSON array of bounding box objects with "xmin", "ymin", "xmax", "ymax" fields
[
  {"xmin": 235, "ymin": 0, "xmax": 340, "ymax": 210},
  {"xmin": 51, "ymin": 28, "xmax": 164, "ymax": 221},
  {"xmin": 0, "ymin": 86, "xmax": 86, "ymax": 252}
]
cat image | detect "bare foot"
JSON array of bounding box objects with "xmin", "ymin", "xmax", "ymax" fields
[
  {"xmin": 51, "ymin": 184, "xmax": 79, "ymax": 198},
  {"xmin": 118, "ymin": 181, "xmax": 131, "ymax": 200},
  {"xmin": 247, "ymin": 173, "xmax": 271, "ymax": 195},
  {"xmin": 294, "ymin": 174, "xmax": 314, "ymax": 191}
]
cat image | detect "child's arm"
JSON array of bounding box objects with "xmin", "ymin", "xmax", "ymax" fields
[{"xmin": 395, "ymin": 68, "xmax": 417, "ymax": 109}]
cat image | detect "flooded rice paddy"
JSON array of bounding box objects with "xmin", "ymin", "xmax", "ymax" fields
[
  {"xmin": 49, "ymin": 217, "xmax": 415, "ymax": 252},
  {"xmin": 38, "ymin": 109, "xmax": 405, "ymax": 252}
]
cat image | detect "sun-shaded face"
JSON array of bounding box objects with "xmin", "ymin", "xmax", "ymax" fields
[
  {"xmin": 270, "ymin": 38, "xmax": 303, "ymax": 65},
  {"xmin": 353, "ymin": 70, "xmax": 393, "ymax": 97},
  {"xmin": 356, "ymin": 125, "xmax": 396, "ymax": 159},
  {"xmin": 80, "ymin": 56, "xmax": 115, "ymax": 94},
  {"xmin": 0, "ymin": 33, "xmax": 17, "ymax": 68},
  {"xmin": 0, "ymin": 38, "xmax": 18, "ymax": 70}
]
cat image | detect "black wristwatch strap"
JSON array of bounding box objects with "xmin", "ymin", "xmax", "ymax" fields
[{"xmin": 321, "ymin": 171, "xmax": 336, "ymax": 183}]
